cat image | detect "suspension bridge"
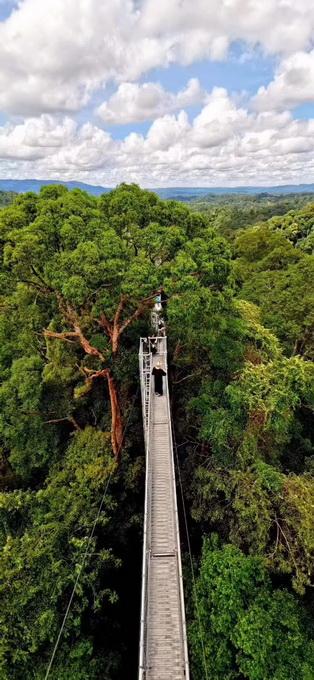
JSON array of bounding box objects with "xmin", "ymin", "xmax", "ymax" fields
[{"xmin": 138, "ymin": 334, "xmax": 190, "ymax": 679}]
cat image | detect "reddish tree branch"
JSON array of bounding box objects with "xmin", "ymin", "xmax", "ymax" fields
[
  {"xmin": 44, "ymin": 330, "xmax": 78, "ymax": 344},
  {"xmin": 72, "ymin": 324, "xmax": 106, "ymax": 360},
  {"xmin": 81, "ymin": 367, "xmax": 110, "ymax": 380},
  {"xmin": 97, "ymin": 312, "xmax": 113, "ymax": 337},
  {"xmin": 44, "ymin": 324, "xmax": 106, "ymax": 361},
  {"xmin": 81, "ymin": 367, "xmax": 123, "ymax": 457},
  {"xmin": 114, "ymin": 295, "xmax": 127, "ymax": 327}
]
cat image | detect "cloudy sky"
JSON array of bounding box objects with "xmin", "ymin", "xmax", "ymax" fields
[{"xmin": 0, "ymin": 0, "xmax": 314, "ymax": 187}]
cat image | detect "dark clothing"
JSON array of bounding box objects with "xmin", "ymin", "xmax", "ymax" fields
[
  {"xmin": 160, "ymin": 290, "xmax": 168, "ymax": 308},
  {"xmin": 151, "ymin": 340, "xmax": 158, "ymax": 355},
  {"xmin": 158, "ymin": 318, "xmax": 166, "ymax": 336},
  {"xmin": 160, "ymin": 290, "xmax": 168, "ymax": 319},
  {"xmin": 152, "ymin": 367, "xmax": 166, "ymax": 395}
]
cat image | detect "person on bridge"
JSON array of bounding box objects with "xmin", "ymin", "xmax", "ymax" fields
[
  {"xmin": 152, "ymin": 362, "xmax": 166, "ymax": 396},
  {"xmin": 154, "ymin": 292, "xmax": 162, "ymax": 312},
  {"xmin": 160, "ymin": 287, "xmax": 168, "ymax": 315},
  {"xmin": 157, "ymin": 318, "xmax": 166, "ymax": 336},
  {"xmin": 150, "ymin": 338, "xmax": 158, "ymax": 355}
]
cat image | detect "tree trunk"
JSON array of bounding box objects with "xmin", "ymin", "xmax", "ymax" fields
[{"xmin": 107, "ymin": 371, "xmax": 123, "ymax": 459}]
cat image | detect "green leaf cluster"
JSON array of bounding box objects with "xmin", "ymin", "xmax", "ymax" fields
[{"xmin": 190, "ymin": 539, "xmax": 314, "ymax": 680}]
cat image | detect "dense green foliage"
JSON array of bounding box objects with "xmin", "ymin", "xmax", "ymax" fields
[
  {"xmin": 173, "ymin": 198, "xmax": 314, "ymax": 679},
  {"xmin": 190, "ymin": 538, "xmax": 314, "ymax": 680},
  {"xmin": 0, "ymin": 184, "xmax": 313, "ymax": 678},
  {"xmin": 0, "ymin": 429, "xmax": 120, "ymax": 679},
  {"xmin": 234, "ymin": 204, "xmax": 314, "ymax": 357},
  {"xmin": 0, "ymin": 190, "xmax": 15, "ymax": 208}
]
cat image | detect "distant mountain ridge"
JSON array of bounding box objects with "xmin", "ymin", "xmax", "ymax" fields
[
  {"xmin": 0, "ymin": 179, "xmax": 109, "ymax": 196},
  {"xmin": 0, "ymin": 178, "xmax": 314, "ymax": 201}
]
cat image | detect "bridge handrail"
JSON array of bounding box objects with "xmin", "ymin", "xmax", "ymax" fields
[
  {"xmin": 164, "ymin": 343, "xmax": 190, "ymax": 680},
  {"xmin": 139, "ymin": 340, "xmax": 152, "ymax": 679}
]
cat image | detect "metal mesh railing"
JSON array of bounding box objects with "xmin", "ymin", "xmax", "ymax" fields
[
  {"xmin": 139, "ymin": 338, "xmax": 152, "ymax": 679},
  {"xmin": 164, "ymin": 360, "xmax": 190, "ymax": 680}
]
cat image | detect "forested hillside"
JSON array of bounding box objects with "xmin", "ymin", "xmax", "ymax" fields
[
  {"xmin": 190, "ymin": 192, "xmax": 314, "ymax": 239},
  {"xmin": 0, "ymin": 184, "xmax": 313, "ymax": 679}
]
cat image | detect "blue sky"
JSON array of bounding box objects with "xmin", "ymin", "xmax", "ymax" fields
[
  {"xmin": 54, "ymin": 42, "xmax": 280, "ymax": 138},
  {"xmin": 0, "ymin": 0, "xmax": 313, "ymax": 186},
  {"xmin": 102, "ymin": 48, "xmax": 278, "ymax": 139},
  {"xmin": 0, "ymin": 0, "xmax": 16, "ymax": 21}
]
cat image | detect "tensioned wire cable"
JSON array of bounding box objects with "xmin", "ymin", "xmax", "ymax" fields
[
  {"xmin": 170, "ymin": 395, "xmax": 210, "ymax": 680},
  {"xmin": 45, "ymin": 387, "xmax": 139, "ymax": 680}
]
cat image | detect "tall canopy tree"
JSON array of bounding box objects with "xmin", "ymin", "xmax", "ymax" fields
[{"xmin": 0, "ymin": 183, "xmax": 232, "ymax": 460}]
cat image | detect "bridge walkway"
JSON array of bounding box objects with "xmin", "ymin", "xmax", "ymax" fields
[{"xmin": 139, "ymin": 336, "xmax": 189, "ymax": 680}]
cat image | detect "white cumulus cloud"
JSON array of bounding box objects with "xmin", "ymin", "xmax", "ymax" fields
[
  {"xmin": 253, "ymin": 50, "xmax": 314, "ymax": 111},
  {"xmin": 0, "ymin": 0, "xmax": 313, "ymax": 186},
  {"xmin": 0, "ymin": 115, "xmax": 113, "ymax": 166},
  {"xmin": 139, "ymin": 0, "xmax": 314, "ymax": 56},
  {"xmin": 0, "ymin": 89, "xmax": 314, "ymax": 187},
  {"xmin": 97, "ymin": 78, "xmax": 205, "ymax": 124},
  {"xmin": 0, "ymin": 0, "xmax": 313, "ymax": 116},
  {"xmin": 191, "ymin": 88, "xmax": 248, "ymax": 148}
]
